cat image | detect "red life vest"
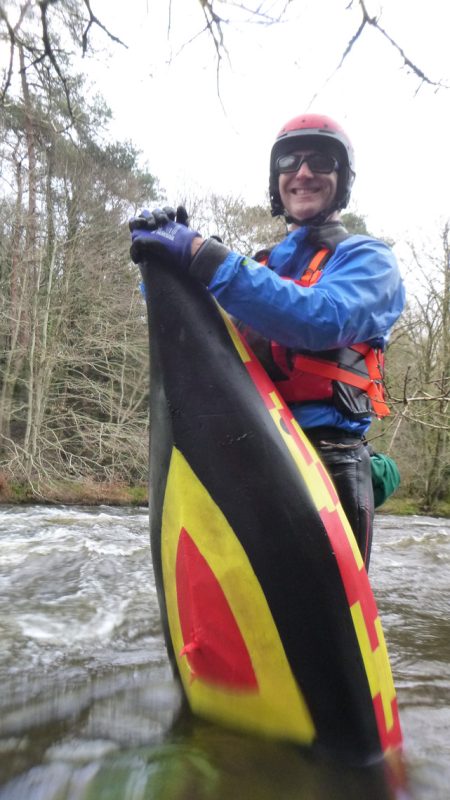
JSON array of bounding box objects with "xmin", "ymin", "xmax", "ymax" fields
[{"xmin": 254, "ymin": 247, "xmax": 390, "ymax": 419}]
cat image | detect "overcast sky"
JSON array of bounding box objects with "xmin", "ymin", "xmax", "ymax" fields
[
  {"xmin": 77, "ymin": 1, "xmax": 450, "ymax": 241},
  {"xmin": 82, "ymin": 0, "xmax": 450, "ymax": 242}
]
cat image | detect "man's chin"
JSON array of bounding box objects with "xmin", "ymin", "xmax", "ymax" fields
[{"xmin": 287, "ymin": 205, "xmax": 320, "ymax": 222}]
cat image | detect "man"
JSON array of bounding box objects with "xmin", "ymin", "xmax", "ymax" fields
[{"xmin": 130, "ymin": 113, "xmax": 405, "ymax": 569}]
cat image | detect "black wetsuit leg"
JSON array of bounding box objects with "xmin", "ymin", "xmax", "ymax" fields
[{"xmin": 305, "ymin": 429, "xmax": 375, "ymax": 570}]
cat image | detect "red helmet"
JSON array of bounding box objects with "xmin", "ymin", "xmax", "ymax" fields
[{"xmin": 269, "ymin": 113, "xmax": 356, "ymax": 221}]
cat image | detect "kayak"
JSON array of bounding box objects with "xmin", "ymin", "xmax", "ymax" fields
[{"xmin": 141, "ymin": 259, "xmax": 402, "ymax": 764}]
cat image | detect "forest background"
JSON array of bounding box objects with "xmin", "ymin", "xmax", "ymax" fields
[{"xmin": 0, "ymin": 1, "xmax": 448, "ymax": 515}]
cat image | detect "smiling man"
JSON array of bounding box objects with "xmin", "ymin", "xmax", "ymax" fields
[
  {"xmin": 277, "ymin": 149, "xmax": 340, "ymax": 224},
  {"xmin": 129, "ymin": 114, "xmax": 405, "ymax": 570}
]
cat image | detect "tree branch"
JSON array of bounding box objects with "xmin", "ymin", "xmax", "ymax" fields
[
  {"xmin": 36, "ymin": 0, "xmax": 74, "ymax": 117},
  {"xmin": 0, "ymin": 2, "xmax": 31, "ymax": 106},
  {"xmin": 358, "ymin": 0, "xmax": 448, "ymax": 91},
  {"xmin": 81, "ymin": 0, "xmax": 128, "ymax": 55},
  {"xmin": 309, "ymin": 0, "xmax": 448, "ymax": 107}
]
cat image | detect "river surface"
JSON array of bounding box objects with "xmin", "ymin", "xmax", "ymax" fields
[{"xmin": 0, "ymin": 506, "xmax": 448, "ymax": 799}]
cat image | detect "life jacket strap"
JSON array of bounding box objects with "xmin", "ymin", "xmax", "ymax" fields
[
  {"xmin": 298, "ymin": 248, "xmax": 330, "ymax": 287},
  {"xmin": 287, "ymin": 350, "xmax": 389, "ymax": 417}
]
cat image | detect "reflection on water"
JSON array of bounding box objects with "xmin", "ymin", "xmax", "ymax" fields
[
  {"xmin": 0, "ymin": 718, "xmax": 407, "ymax": 800},
  {"xmin": 0, "ymin": 507, "xmax": 448, "ymax": 799}
]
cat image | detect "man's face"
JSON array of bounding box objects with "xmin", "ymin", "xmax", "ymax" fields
[{"xmin": 278, "ymin": 149, "xmax": 339, "ymax": 223}]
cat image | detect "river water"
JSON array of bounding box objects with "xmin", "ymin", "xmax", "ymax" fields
[{"xmin": 0, "ymin": 506, "xmax": 448, "ymax": 799}]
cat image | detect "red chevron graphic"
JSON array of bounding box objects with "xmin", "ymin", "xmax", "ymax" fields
[{"xmin": 176, "ymin": 528, "xmax": 258, "ymax": 690}]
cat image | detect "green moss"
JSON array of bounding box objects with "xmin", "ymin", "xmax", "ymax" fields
[
  {"xmin": 127, "ymin": 485, "xmax": 148, "ymax": 505},
  {"xmin": 9, "ymin": 482, "xmax": 34, "ymax": 503},
  {"xmin": 377, "ymin": 496, "xmax": 450, "ymax": 517}
]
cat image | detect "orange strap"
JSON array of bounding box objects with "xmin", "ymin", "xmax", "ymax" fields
[
  {"xmin": 298, "ymin": 248, "xmax": 330, "ymax": 287},
  {"xmin": 257, "ymin": 247, "xmax": 330, "ymax": 284},
  {"xmin": 291, "ymin": 352, "xmax": 389, "ymax": 417}
]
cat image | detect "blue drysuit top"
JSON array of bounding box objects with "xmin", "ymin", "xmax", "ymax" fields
[{"xmin": 206, "ymin": 225, "xmax": 405, "ymax": 435}]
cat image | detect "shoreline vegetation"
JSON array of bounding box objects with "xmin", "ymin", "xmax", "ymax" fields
[
  {"xmin": 0, "ymin": 476, "xmax": 448, "ymax": 518},
  {"xmin": 0, "ymin": 476, "xmax": 148, "ymax": 508}
]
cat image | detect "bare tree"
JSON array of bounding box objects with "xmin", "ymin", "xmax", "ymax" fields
[
  {"xmin": 182, "ymin": 191, "xmax": 285, "ymax": 254},
  {"xmin": 0, "ymin": 64, "xmax": 158, "ymax": 493},
  {"xmin": 1, "ymin": 1, "xmax": 446, "ymax": 118},
  {"xmin": 0, "ymin": 0, "xmax": 126, "ymax": 116},
  {"xmin": 377, "ymin": 224, "xmax": 450, "ymax": 509}
]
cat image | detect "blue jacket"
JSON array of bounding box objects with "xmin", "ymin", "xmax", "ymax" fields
[{"xmin": 205, "ymin": 226, "xmax": 405, "ymax": 435}]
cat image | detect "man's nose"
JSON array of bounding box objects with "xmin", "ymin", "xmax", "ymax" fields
[{"xmin": 295, "ymin": 160, "xmax": 314, "ymax": 178}]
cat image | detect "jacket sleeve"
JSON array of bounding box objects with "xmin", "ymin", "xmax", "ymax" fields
[{"xmin": 191, "ymin": 236, "xmax": 405, "ymax": 351}]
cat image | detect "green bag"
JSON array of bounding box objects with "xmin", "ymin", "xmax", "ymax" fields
[{"xmin": 370, "ymin": 452, "xmax": 401, "ymax": 508}]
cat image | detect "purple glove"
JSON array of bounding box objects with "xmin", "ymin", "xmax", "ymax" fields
[{"xmin": 129, "ymin": 207, "xmax": 200, "ymax": 270}]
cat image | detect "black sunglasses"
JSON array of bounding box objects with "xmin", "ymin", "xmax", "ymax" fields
[{"xmin": 277, "ymin": 152, "xmax": 339, "ymax": 175}]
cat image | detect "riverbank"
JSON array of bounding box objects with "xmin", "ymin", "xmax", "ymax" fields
[
  {"xmin": 0, "ymin": 474, "xmax": 449, "ymax": 517},
  {"xmin": 381, "ymin": 496, "xmax": 450, "ymax": 518},
  {"xmin": 0, "ymin": 475, "xmax": 148, "ymax": 507}
]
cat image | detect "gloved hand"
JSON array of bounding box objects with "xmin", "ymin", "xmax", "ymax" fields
[{"xmin": 129, "ymin": 206, "xmax": 200, "ymax": 270}]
